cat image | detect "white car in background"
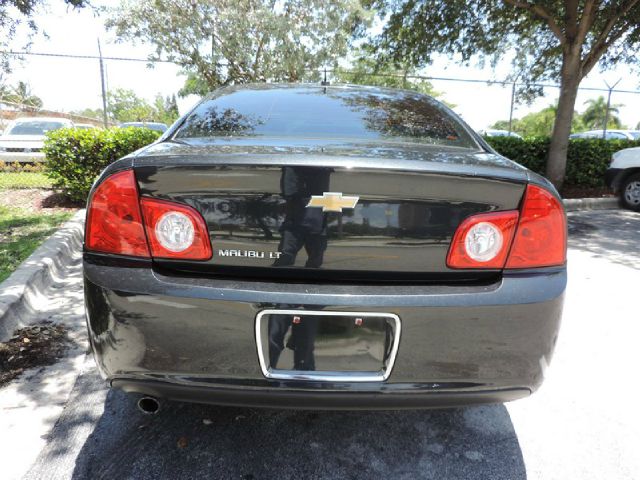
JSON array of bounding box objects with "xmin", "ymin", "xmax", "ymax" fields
[
  {"xmin": 606, "ymin": 146, "xmax": 640, "ymax": 211},
  {"xmin": 479, "ymin": 129, "xmax": 523, "ymax": 139},
  {"xmin": 571, "ymin": 129, "xmax": 639, "ymax": 140},
  {"xmin": 0, "ymin": 117, "xmax": 74, "ymax": 162}
]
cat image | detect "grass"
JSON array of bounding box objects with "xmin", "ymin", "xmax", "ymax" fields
[
  {"xmin": 0, "ymin": 172, "xmax": 52, "ymax": 189},
  {"xmin": 0, "ymin": 205, "xmax": 72, "ymax": 283}
]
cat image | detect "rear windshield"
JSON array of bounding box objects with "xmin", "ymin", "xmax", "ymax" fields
[
  {"xmin": 8, "ymin": 121, "xmax": 68, "ymax": 135},
  {"xmin": 173, "ymin": 87, "xmax": 479, "ymax": 149}
]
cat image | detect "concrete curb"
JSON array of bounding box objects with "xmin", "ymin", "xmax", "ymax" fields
[
  {"xmin": 0, "ymin": 209, "xmax": 85, "ymax": 341},
  {"xmin": 563, "ymin": 197, "xmax": 619, "ymax": 212}
]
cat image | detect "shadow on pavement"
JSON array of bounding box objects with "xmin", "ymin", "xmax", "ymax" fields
[
  {"xmin": 47, "ymin": 373, "xmax": 527, "ymax": 480},
  {"xmin": 568, "ymin": 210, "xmax": 640, "ymax": 269}
]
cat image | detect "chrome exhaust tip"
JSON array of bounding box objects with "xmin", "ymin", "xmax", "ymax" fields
[{"xmin": 137, "ymin": 396, "xmax": 161, "ymax": 415}]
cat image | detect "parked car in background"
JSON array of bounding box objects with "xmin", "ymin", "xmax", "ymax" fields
[
  {"xmin": 74, "ymin": 123, "xmax": 98, "ymax": 130},
  {"xmin": 0, "ymin": 117, "xmax": 74, "ymax": 162},
  {"xmin": 606, "ymin": 146, "xmax": 640, "ymax": 211},
  {"xmin": 570, "ymin": 130, "xmax": 636, "ymax": 140},
  {"xmin": 84, "ymin": 84, "xmax": 566, "ymax": 412},
  {"xmin": 480, "ymin": 129, "xmax": 523, "ymax": 139},
  {"xmin": 120, "ymin": 121, "xmax": 168, "ymax": 133},
  {"xmin": 624, "ymin": 130, "xmax": 640, "ymax": 140}
]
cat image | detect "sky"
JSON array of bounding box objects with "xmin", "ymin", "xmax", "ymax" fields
[{"xmin": 3, "ymin": 2, "xmax": 640, "ymax": 131}]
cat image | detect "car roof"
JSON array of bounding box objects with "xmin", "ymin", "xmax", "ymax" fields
[{"xmin": 12, "ymin": 117, "xmax": 73, "ymax": 123}]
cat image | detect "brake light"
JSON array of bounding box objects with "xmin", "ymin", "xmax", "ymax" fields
[
  {"xmin": 447, "ymin": 211, "xmax": 519, "ymax": 269},
  {"xmin": 506, "ymin": 184, "xmax": 566, "ymax": 268},
  {"xmin": 85, "ymin": 170, "xmax": 150, "ymax": 257},
  {"xmin": 140, "ymin": 198, "xmax": 212, "ymax": 260},
  {"xmin": 447, "ymin": 184, "xmax": 566, "ymax": 270}
]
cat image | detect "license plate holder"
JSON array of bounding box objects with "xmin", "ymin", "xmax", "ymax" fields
[{"xmin": 255, "ymin": 310, "xmax": 401, "ymax": 382}]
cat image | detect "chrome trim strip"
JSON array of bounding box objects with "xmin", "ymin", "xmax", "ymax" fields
[{"xmin": 255, "ymin": 309, "xmax": 401, "ymax": 382}]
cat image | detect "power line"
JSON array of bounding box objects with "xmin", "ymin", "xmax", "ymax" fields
[
  {"xmin": 0, "ymin": 50, "xmax": 174, "ymax": 63},
  {"xmin": 3, "ymin": 49, "xmax": 640, "ymax": 96}
]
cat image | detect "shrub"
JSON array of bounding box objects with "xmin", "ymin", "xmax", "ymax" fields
[
  {"xmin": 0, "ymin": 161, "xmax": 45, "ymax": 173},
  {"xmin": 485, "ymin": 136, "xmax": 640, "ymax": 187},
  {"xmin": 43, "ymin": 127, "xmax": 160, "ymax": 202}
]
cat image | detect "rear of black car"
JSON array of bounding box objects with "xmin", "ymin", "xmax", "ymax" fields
[{"xmin": 83, "ymin": 85, "xmax": 566, "ymax": 409}]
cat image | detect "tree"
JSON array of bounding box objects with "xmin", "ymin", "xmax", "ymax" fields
[
  {"xmin": 71, "ymin": 108, "xmax": 104, "ymax": 120},
  {"xmin": 335, "ymin": 50, "xmax": 442, "ymax": 96},
  {"xmin": 153, "ymin": 94, "xmax": 180, "ymax": 125},
  {"xmin": 367, "ymin": 0, "xmax": 640, "ymax": 189},
  {"xmin": 581, "ymin": 96, "xmax": 623, "ymax": 129},
  {"xmin": 0, "ymin": 80, "xmax": 43, "ymax": 107},
  {"xmin": 492, "ymin": 102, "xmax": 586, "ymax": 137},
  {"xmin": 1, "ymin": 1, "xmax": 85, "ymax": 72},
  {"xmin": 106, "ymin": 0, "xmax": 370, "ymax": 96},
  {"xmin": 106, "ymin": 88, "xmax": 180, "ymax": 124},
  {"xmin": 107, "ymin": 89, "xmax": 155, "ymax": 123}
]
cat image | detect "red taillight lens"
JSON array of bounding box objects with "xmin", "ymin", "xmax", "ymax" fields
[
  {"xmin": 447, "ymin": 211, "xmax": 519, "ymax": 269},
  {"xmin": 506, "ymin": 184, "xmax": 566, "ymax": 269},
  {"xmin": 85, "ymin": 170, "xmax": 150, "ymax": 257},
  {"xmin": 447, "ymin": 184, "xmax": 566, "ymax": 270},
  {"xmin": 140, "ymin": 197, "xmax": 212, "ymax": 260}
]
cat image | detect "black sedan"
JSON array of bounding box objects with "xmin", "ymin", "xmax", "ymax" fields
[{"xmin": 84, "ymin": 84, "xmax": 566, "ymax": 412}]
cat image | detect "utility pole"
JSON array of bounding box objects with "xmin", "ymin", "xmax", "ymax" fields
[
  {"xmin": 508, "ymin": 80, "xmax": 517, "ymax": 136},
  {"xmin": 603, "ymin": 79, "xmax": 621, "ymax": 139},
  {"xmin": 98, "ymin": 39, "xmax": 108, "ymax": 128}
]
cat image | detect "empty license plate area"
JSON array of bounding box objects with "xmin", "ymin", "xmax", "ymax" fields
[{"xmin": 255, "ymin": 310, "xmax": 401, "ymax": 382}]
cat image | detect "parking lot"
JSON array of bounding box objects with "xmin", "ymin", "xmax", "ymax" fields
[{"xmin": 5, "ymin": 209, "xmax": 640, "ymax": 479}]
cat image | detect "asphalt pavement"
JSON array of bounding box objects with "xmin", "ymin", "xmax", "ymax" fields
[{"xmin": 6, "ymin": 209, "xmax": 640, "ymax": 479}]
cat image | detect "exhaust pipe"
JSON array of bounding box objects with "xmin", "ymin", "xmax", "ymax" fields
[{"xmin": 137, "ymin": 396, "xmax": 161, "ymax": 415}]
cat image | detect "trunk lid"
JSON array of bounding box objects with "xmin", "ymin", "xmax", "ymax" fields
[{"xmin": 134, "ymin": 141, "xmax": 527, "ymax": 282}]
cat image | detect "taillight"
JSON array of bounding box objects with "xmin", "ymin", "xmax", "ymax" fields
[
  {"xmin": 86, "ymin": 169, "xmax": 212, "ymax": 260},
  {"xmin": 447, "ymin": 211, "xmax": 519, "ymax": 269},
  {"xmin": 447, "ymin": 184, "xmax": 566, "ymax": 270},
  {"xmin": 506, "ymin": 184, "xmax": 566, "ymax": 268},
  {"xmin": 85, "ymin": 170, "xmax": 150, "ymax": 257},
  {"xmin": 140, "ymin": 197, "xmax": 212, "ymax": 260}
]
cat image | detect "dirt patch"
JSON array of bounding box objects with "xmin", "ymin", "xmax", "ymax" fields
[
  {"xmin": 561, "ymin": 185, "xmax": 614, "ymax": 199},
  {"xmin": 0, "ymin": 189, "xmax": 80, "ymax": 213},
  {"xmin": 0, "ymin": 322, "xmax": 71, "ymax": 386}
]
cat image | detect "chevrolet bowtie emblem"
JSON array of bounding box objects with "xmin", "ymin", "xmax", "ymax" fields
[{"xmin": 306, "ymin": 192, "xmax": 359, "ymax": 213}]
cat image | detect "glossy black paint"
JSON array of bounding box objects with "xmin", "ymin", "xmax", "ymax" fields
[
  {"xmin": 84, "ymin": 257, "xmax": 565, "ymax": 408},
  {"xmin": 84, "ymin": 84, "xmax": 566, "ymax": 409},
  {"xmin": 135, "ymin": 157, "xmax": 525, "ymax": 279}
]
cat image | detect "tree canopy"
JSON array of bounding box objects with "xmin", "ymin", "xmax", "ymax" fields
[
  {"xmin": 105, "ymin": 88, "xmax": 180, "ymax": 124},
  {"xmin": 0, "ymin": 80, "xmax": 43, "ymax": 107},
  {"xmin": 491, "ymin": 96, "xmax": 625, "ymax": 137},
  {"xmin": 367, "ymin": 0, "xmax": 640, "ymax": 188},
  {"xmin": 106, "ymin": 0, "xmax": 371, "ymax": 96},
  {"xmin": 581, "ymin": 96, "xmax": 623, "ymax": 129}
]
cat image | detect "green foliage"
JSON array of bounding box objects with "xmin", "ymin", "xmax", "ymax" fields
[
  {"xmin": 0, "ymin": 172, "xmax": 51, "ymax": 189},
  {"xmin": 106, "ymin": 0, "xmax": 372, "ymax": 95},
  {"xmin": 43, "ymin": 127, "xmax": 160, "ymax": 201},
  {"xmin": 491, "ymin": 97, "xmax": 627, "ymax": 138},
  {"xmin": 0, "ymin": 205, "xmax": 72, "ymax": 282},
  {"xmin": 0, "ymin": 161, "xmax": 45, "ymax": 173},
  {"xmin": 368, "ymin": 0, "xmax": 640, "ymax": 188},
  {"xmin": 105, "ymin": 88, "xmax": 179, "ymax": 124},
  {"xmin": 0, "ymin": 81, "xmax": 43, "ymax": 108},
  {"xmin": 485, "ymin": 136, "xmax": 640, "ymax": 187},
  {"xmin": 334, "ymin": 50, "xmax": 455, "ymax": 107},
  {"xmin": 581, "ymin": 96, "xmax": 623, "ymax": 130},
  {"xmin": 368, "ymin": 1, "xmax": 640, "ymax": 98}
]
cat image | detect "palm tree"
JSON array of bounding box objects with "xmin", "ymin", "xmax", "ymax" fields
[
  {"xmin": 4, "ymin": 81, "xmax": 43, "ymax": 108},
  {"xmin": 581, "ymin": 96, "xmax": 622, "ymax": 130}
]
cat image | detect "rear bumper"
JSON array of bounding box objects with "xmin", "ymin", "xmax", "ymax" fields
[{"xmin": 84, "ymin": 255, "xmax": 566, "ymax": 409}]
